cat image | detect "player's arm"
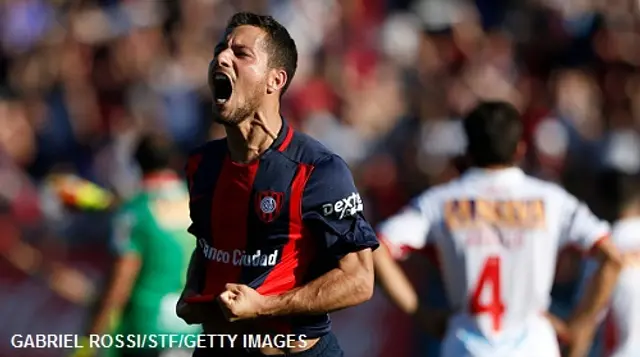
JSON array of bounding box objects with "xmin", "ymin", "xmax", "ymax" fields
[
  {"xmin": 176, "ymin": 152, "xmax": 215, "ymax": 324},
  {"xmin": 373, "ymin": 196, "xmax": 448, "ymax": 337},
  {"xmin": 373, "ymin": 202, "xmax": 429, "ymax": 316},
  {"xmin": 558, "ymin": 195, "xmax": 623, "ymax": 357},
  {"xmin": 569, "ymin": 239, "xmax": 621, "ymax": 325},
  {"xmin": 260, "ymin": 155, "xmax": 379, "ymax": 316},
  {"xmin": 566, "ymin": 239, "xmax": 621, "ymax": 357},
  {"xmin": 373, "ymin": 243, "xmax": 448, "ymax": 337},
  {"xmin": 373, "ymin": 242, "xmax": 419, "ymax": 315},
  {"xmin": 176, "ymin": 248, "xmax": 208, "ymax": 324},
  {"xmin": 257, "ymin": 248, "xmax": 374, "ymax": 316},
  {"xmin": 87, "ymin": 213, "xmax": 142, "ymax": 335}
]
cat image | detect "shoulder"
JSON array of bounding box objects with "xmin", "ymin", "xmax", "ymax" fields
[
  {"xmin": 279, "ymin": 130, "xmax": 353, "ymax": 184},
  {"xmin": 112, "ymin": 200, "xmax": 143, "ymax": 241},
  {"xmin": 185, "ymin": 139, "xmax": 227, "ymax": 178},
  {"xmin": 523, "ymin": 174, "xmax": 566, "ymax": 194},
  {"xmin": 521, "ymin": 175, "xmax": 577, "ymax": 206},
  {"xmin": 188, "ymin": 138, "xmax": 227, "ymax": 156},
  {"xmin": 279, "ymin": 130, "xmax": 337, "ymax": 166},
  {"xmin": 187, "ymin": 138, "xmax": 227, "ymax": 160},
  {"xmin": 410, "ymin": 180, "xmax": 461, "ymax": 211},
  {"xmin": 280, "ymin": 133, "xmax": 361, "ymax": 210}
]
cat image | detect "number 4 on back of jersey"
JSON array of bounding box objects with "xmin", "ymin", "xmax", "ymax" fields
[{"xmin": 469, "ymin": 256, "xmax": 505, "ymax": 332}]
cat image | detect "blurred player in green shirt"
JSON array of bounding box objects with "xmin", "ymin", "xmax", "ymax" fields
[{"xmin": 81, "ymin": 133, "xmax": 199, "ymax": 357}]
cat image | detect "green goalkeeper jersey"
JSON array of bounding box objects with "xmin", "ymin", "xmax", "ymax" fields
[{"xmin": 111, "ymin": 173, "xmax": 200, "ymax": 336}]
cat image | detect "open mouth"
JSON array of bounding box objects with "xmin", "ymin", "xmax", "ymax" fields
[{"xmin": 212, "ymin": 72, "xmax": 233, "ymax": 105}]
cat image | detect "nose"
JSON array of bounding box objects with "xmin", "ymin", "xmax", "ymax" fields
[{"xmin": 215, "ymin": 48, "xmax": 233, "ymax": 70}]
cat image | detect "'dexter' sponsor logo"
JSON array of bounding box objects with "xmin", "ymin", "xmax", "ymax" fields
[{"xmin": 321, "ymin": 192, "xmax": 364, "ymax": 219}]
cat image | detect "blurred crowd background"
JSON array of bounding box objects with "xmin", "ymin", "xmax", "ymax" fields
[{"xmin": 1, "ymin": 0, "xmax": 640, "ymax": 356}]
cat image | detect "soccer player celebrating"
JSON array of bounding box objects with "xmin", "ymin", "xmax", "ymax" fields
[
  {"xmin": 176, "ymin": 12, "xmax": 379, "ymax": 357},
  {"xmin": 579, "ymin": 169, "xmax": 640, "ymax": 357},
  {"xmin": 373, "ymin": 101, "xmax": 622, "ymax": 357},
  {"xmin": 80, "ymin": 133, "xmax": 199, "ymax": 357}
]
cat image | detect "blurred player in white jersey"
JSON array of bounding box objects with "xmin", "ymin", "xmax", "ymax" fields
[
  {"xmin": 578, "ymin": 169, "xmax": 640, "ymax": 357},
  {"xmin": 373, "ymin": 101, "xmax": 622, "ymax": 357}
]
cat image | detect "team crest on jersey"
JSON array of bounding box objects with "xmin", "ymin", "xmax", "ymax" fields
[{"xmin": 255, "ymin": 191, "xmax": 284, "ymax": 223}]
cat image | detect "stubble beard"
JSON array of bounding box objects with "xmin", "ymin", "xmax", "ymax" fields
[{"xmin": 213, "ymin": 88, "xmax": 262, "ymax": 127}]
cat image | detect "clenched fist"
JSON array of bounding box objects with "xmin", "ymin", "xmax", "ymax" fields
[{"xmin": 217, "ymin": 283, "xmax": 269, "ymax": 322}]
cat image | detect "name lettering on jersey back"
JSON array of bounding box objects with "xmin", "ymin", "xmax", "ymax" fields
[
  {"xmin": 198, "ymin": 238, "xmax": 278, "ymax": 267},
  {"xmin": 444, "ymin": 199, "xmax": 546, "ymax": 230}
]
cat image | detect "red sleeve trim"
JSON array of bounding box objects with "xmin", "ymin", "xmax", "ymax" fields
[
  {"xmin": 588, "ymin": 234, "xmax": 610, "ymax": 257},
  {"xmin": 378, "ymin": 234, "xmax": 408, "ymax": 260},
  {"xmin": 378, "ymin": 234, "xmax": 440, "ymax": 269}
]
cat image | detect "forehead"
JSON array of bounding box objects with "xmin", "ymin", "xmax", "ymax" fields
[{"xmin": 219, "ymin": 25, "xmax": 267, "ymax": 49}]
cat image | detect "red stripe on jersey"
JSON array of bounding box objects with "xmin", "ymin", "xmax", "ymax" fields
[
  {"xmin": 201, "ymin": 155, "xmax": 259, "ymax": 298},
  {"xmin": 561, "ymin": 234, "xmax": 611, "ymax": 261},
  {"xmin": 277, "ymin": 125, "xmax": 294, "ymax": 152},
  {"xmin": 588, "ymin": 234, "xmax": 610, "ymax": 256},
  {"xmin": 257, "ymin": 163, "xmax": 314, "ymax": 295}
]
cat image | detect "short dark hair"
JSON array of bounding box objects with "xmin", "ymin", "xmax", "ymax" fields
[
  {"xmin": 463, "ymin": 101, "xmax": 523, "ymax": 167},
  {"xmin": 226, "ymin": 12, "xmax": 298, "ymax": 95},
  {"xmin": 134, "ymin": 133, "xmax": 175, "ymax": 174}
]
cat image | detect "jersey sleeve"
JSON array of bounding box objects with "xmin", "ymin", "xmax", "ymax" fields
[
  {"xmin": 110, "ymin": 210, "xmax": 142, "ymax": 256},
  {"xmin": 376, "ymin": 192, "xmax": 436, "ymax": 260},
  {"xmin": 558, "ymin": 191, "xmax": 610, "ymax": 252},
  {"xmin": 301, "ymin": 155, "xmax": 379, "ymax": 261}
]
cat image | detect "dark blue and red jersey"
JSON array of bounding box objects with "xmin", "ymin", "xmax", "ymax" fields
[{"xmin": 183, "ymin": 120, "xmax": 379, "ymax": 338}]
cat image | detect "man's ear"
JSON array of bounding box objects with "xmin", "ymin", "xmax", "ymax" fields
[{"xmin": 267, "ymin": 69, "xmax": 287, "ymax": 94}]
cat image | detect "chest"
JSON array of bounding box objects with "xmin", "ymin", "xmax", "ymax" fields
[{"xmin": 188, "ymin": 154, "xmax": 302, "ymax": 247}]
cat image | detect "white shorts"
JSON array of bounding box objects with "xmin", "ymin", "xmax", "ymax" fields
[{"xmin": 439, "ymin": 314, "xmax": 561, "ymax": 357}]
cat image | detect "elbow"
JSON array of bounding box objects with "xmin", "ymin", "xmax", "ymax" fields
[
  {"xmin": 352, "ymin": 265, "xmax": 375, "ymax": 304},
  {"xmin": 340, "ymin": 248, "xmax": 376, "ymax": 307}
]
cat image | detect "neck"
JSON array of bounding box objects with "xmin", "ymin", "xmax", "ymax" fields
[{"xmin": 224, "ymin": 107, "xmax": 282, "ymax": 163}]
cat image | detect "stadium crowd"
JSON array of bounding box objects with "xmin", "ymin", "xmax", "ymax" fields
[{"xmin": 1, "ymin": 0, "xmax": 639, "ymax": 356}]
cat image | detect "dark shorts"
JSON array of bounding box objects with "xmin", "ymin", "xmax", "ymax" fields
[{"xmin": 192, "ymin": 332, "xmax": 343, "ymax": 357}]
